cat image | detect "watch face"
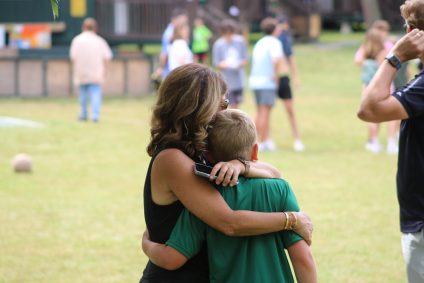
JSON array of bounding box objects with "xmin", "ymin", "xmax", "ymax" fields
[{"xmin": 386, "ymin": 55, "xmax": 401, "ymax": 70}]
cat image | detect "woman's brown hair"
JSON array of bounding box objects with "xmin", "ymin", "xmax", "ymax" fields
[{"xmin": 147, "ymin": 63, "xmax": 227, "ymax": 158}]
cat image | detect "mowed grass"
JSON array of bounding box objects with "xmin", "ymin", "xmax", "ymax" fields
[{"xmin": 0, "ymin": 32, "xmax": 406, "ymax": 283}]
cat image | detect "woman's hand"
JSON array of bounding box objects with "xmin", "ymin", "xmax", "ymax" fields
[
  {"xmin": 210, "ymin": 160, "xmax": 243, "ymax": 187},
  {"xmin": 292, "ymin": 212, "xmax": 313, "ymax": 246}
]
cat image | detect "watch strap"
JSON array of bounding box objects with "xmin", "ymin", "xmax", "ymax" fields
[
  {"xmin": 385, "ymin": 54, "xmax": 402, "ymax": 70},
  {"xmin": 237, "ymin": 158, "xmax": 250, "ymax": 176}
]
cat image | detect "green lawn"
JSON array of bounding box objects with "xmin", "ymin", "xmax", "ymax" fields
[{"xmin": 0, "ymin": 32, "xmax": 407, "ymax": 282}]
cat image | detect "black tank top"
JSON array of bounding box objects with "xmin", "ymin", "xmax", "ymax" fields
[{"xmin": 140, "ymin": 153, "xmax": 209, "ymax": 283}]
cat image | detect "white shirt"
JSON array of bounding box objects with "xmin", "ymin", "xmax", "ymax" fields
[
  {"xmin": 168, "ymin": 39, "xmax": 193, "ymax": 71},
  {"xmin": 70, "ymin": 31, "xmax": 112, "ymax": 85},
  {"xmin": 249, "ymin": 35, "xmax": 283, "ymax": 90}
]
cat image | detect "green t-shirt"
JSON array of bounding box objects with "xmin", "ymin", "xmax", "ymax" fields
[
  {"xmin": 166, "ymin": 177, "xmax": 302, "ymax": 283},
  {"xmin": 192, "ymin": 25, "xmax": 212, "ymax": 53}
]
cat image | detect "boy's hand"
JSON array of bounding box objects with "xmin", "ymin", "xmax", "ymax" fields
[{"xmin": 292, "ymin": 212, "xmax": 313, "ymax": 246}]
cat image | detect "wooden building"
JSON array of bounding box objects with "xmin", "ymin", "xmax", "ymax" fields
[{"xmin": 0, "ymin": 0, "xmax": 323, "ymax": 46}]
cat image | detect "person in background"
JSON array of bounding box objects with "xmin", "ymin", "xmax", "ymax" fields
[
  {"xmin": 168, "ymin": 23, "xmax": 193, "ymax": 71},
  {"xmin": 249, "ymin": 17, "xmax": 283, "ymax": 151},
  {"xmin": 142, "ymin": 109, "xmax": 317, "ymax": 283},
  {"xmin": 276, "ymin": 15, "xmax": 305, "ymax": 152},
  {"xmin": 154, "ymin": 9, "xmax": 188, "ymax": 79},
  {"xmin": 192, "ymin": 17, "xmax": 212, "ymax": 64},
  {"xmin": 355, "ymin": 20, "xmax": 399, "ymax": 154},
  {"xmin": 212, "ymin": 19, "xmax": 248, "ymax": 109},
  {"xmin": 70, "ymin": 18, "xmax": 112, "ymax": 123},
  {"xmin": 358, "ymin": 1, "xmax": 424, "ymax": 281}
]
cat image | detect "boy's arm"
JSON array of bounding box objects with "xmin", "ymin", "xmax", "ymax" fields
[
  {"xmin": 142, "ymin": 230, "xmax": 188, "ymax": 270},
  {"xmin": 287, "ymin": 240, "xmax": 317, "ymax": 283},
  {"xmin": 142, "ymin": 208, "xmax": 206, "ymax": 270}
]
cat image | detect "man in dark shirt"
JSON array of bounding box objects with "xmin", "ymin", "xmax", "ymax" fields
[
  {"xmin": 358, "ymin": 1, "xmax": 424, "ymax": 282},
  {"xmin": 276, "ymin": 15, "xmax": 305, "ymax": 152}
]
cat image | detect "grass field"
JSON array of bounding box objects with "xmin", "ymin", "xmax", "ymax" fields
[{"xmin": 0, "ymin": 32, "xmax": 407, "ymax": 283}]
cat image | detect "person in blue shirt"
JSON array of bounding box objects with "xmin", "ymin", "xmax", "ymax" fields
[{"xmin": 276, "ymin": 15, "xmax": 305, "ymax": 152}]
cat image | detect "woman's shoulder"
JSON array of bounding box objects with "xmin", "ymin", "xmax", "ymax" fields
[
  {"xmin": 156, "ymin": 148, "xmax": 185, "ymax": 159},
  {"xmin": 155, "ymin": 148, "xmax": 193, "ymax": 169}
]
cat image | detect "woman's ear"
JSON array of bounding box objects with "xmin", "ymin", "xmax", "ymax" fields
[{"xmin": 251, "ymin": 143, "xmax": 258, "ymax": 161}]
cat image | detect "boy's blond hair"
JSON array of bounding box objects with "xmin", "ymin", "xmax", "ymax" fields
[{"xmin": 208, "ymin": 109, "xmax": 256, "ymax": 162}]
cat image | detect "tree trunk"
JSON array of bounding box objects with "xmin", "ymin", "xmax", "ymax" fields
[{"xmin": 360, "ymin": 0, "xmax": 382, "ymax": 27}]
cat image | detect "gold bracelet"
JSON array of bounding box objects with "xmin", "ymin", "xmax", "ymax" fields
[
  {"xmin": 283, "ymin": 212, "xmax": 289, "ymax": 230},
  {"xmin": 288, "ymin": 212, "xmax": 293, "ymax": 230}
]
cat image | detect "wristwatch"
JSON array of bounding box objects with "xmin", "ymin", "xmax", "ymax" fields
[
  {"xmin": 237, "ymin": 158, "xmax": 250, "ymax": 175},
  {"xmin": 385, "ymin": 54, "xmax": 402, "ymax": 70}
]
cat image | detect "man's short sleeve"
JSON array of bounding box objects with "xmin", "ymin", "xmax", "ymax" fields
[
  {"xmin": 270, "ymin": 38, "xmax": 283, "ymax": 60},
  {"xmin": 393, "ymin": 74, "xmax": 424, "ymax": 118},
  {"xmin": 101, "ymin": 38, "xmax": 113, "ymax": 60},
  {"xmin": 280, "ymin": 181, "xmax": 303, "ymax": 248},
  {"xmin": 166, "ymin": 209, "xmax": 206, "ymax": 259},
  {"xmin": 279, "ymin": 33, "xmax": 293, "ymax": 57}
]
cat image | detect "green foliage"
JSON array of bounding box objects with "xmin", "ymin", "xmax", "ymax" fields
[
  {"xmin": 50, "ymin": 0, "xmax": 59, "ymax": 19},
  {"xmin": 0, "ymin": 32, "xmax": 410, "ymax": 282}
]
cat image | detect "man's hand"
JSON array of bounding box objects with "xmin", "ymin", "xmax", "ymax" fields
[
  {"xmin": 393, "ymin": 29, "xmax": 424, "ymax": 63},
  {"xmin": 293, "ymin": 212, "xmax": 313, "ymax": 246}
]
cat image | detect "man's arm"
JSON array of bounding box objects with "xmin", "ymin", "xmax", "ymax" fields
[
  {"xmin": 287, "ymin": 56, "xmax": 300, "ymax": 88},
  {"xmin": 358, "ymin": 29, "xmax": 424, "ymax": 122},
  {"xmin": 357, "ymin": 60, "xmax": 408, "ymax": 122},
  {"xmin": 287, "ymin": 240, "xmax": 317, "ymax": 283},
  {"xmin": 142, "ymin": 230, "xmax": 188, "ymax": 270}
]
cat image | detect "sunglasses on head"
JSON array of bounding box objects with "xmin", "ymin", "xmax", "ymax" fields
[{"xmin": 221, "ymin": 98, "xmax": 229, "ymax": 110}]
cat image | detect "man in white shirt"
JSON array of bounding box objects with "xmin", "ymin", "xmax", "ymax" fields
[
  {"xmin": 70, "ymin": 18, "xmax": 112, "ymax": 122},
  {"xmin": 249, "ymin": 17, "xmax": 283, "ymax": 151}
]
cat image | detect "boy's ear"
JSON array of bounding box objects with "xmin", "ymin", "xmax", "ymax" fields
[{"xmin": 251, "ymin": 143, "xmax": 258, "ymax": 161}]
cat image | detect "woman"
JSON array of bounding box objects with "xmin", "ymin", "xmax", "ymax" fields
[
  {"xmin": 168, "ymin": 22, "xmax": 193, "ymax": 71},
  {"xmin": 360, "ymin": 28, "xmax": 399, "ymax": 154},
  {"xmin": 140, "ymin": 63, "xmax": 312, "ymax": 282}
]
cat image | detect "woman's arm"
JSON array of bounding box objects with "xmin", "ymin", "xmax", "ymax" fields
[
  {"xmin": 210, "ymin": 159, "xmax": 281, "ymax": 186},
  {"xmin": 287, "ymin": 240, "xmax": 317, "ymax": 283},
  {"xmin": 153, "ymin": 149, "xmax": 312, "ymax": 243}
]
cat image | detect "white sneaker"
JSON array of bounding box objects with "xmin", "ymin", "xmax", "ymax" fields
[
  {"xmin": 264, "ymin": 139, "xmax": 276, "ymax": 151},
  {"xmin": 365, "ymin": 140, "xmax": 381, "ymax": 154},
  {"xmin": 387, "ymin": 140, "xmax": 398, "ymax": 155},
  {"xmin": 293, "ymin": 140, "xmax": 305, "ymax": 152}
]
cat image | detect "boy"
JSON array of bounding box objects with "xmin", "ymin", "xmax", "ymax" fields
[
  {"xmin": 212, "ymin": 19, "xmax": 248, "ymax": 109},
  {"xmin": 143, "ymin": 109, "xmax": 316, "ymax": 283}
]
